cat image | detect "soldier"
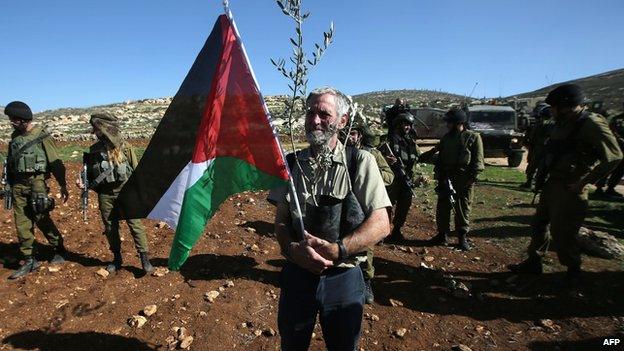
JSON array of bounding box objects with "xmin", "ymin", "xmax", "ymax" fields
[
  {"xmin": 522, "ymin": 103, "xmax": 554, "ymax": 189},
  {"xmin": 594, "ymin": 104, "xmax": 624, "ymax": 198},
  {"xmin": 384, "ymin": 98, "xmax": 411, "ymax": 130},
  {"xmin": 269, "ymin": 87, "xmax": 391, "ymax": 351},
  {"xmin": 383, "ymin": 112, "xmax": 421, "ymax": 242},
  {"xmin": 76, "ymin": 113, "xmax": 154, "ymax": 274},
  {"xmin": 346, "ymin": 122, "xmax": 394, "ymax": 304},
  {"xmin": 428, "ymin": 108, "xmax": 484, "ymax": 250},
  {"xmin": 3, "ymin": 101, "xmax": 69, "ymax": 279},
  {"xmin": 509, "ymin": 84, "xmax": 623, "ymax": 285}
]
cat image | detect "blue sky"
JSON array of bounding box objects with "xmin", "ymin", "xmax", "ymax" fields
[{"xmin": 1, "ymin": 0, "xmax": 623, "ymax": 112}]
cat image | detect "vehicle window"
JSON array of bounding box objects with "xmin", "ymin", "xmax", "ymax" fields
[{"xmin": 469, "ymin": 111, "xmax": 514, "ymax": 123}]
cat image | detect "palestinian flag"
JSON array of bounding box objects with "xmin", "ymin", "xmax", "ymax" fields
[{"xmin": 116, "ymin": 14, "xmax": 289, "ymax": 270}]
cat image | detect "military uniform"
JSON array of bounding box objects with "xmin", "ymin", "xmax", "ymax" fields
[
  {"xmin": 268, "ymin": 140, "xmax": 391, "ymax": 351},
  {"xmin": 359, "ymin": 145, "xmax": 393, "ymax": 302},
  {"xmin": 595, "ymin": 113, "xmax": 624, "ymax": 195},
  {"xmin": 528, "ymin": 112, "xmax": 622, "ymax": 268},
  {"xmin": 433, "ymin": 128, "xmax": 484, "ymax": 248},
  {"xmin": 7, "ymin": 126, "xmax": 67, "ymax": 259},
  {"xmin": 525, "ymin": 119, "xmax": 554, "ymax": 188},
  {"xmin": 86, "ymin": 112, "xmax": 153, "ymax": 273},
  {"xmin": 86, "ymin": 141, "xmax": 148, "ymax": 254},
  {"xmin": 384, "ymin": 127, "xmax": 421, "ymax": 240}
]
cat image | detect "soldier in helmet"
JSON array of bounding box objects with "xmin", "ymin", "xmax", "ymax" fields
[
  {"xmin": 428, "ymin": 107, "xmax": 484, "ymax": 250},
  {"xmin": 509, "ymin": 84, "xmax": 622, "ymax": 285},
  {"xmin": 594, "ymin": 102, "xmax": 624, "ymax": 198},
  {"xmin": 522, "ymin": 103, "xmax": 555, "ymax": 189},
  {"xmin": 382, "ymin": 112, "xmax": 421, "ymax": 242},
  {"xmin": 345, "ymin": 121, "xmax": 394, "ymax": 304},
  {"xmin": 384, "ymin": 98, "xmax": 411, "ymax": 130},
  {"xmin": 3, "ymin": 101, "xmax": 69, "ymax": 279},
  {"xmin": 76, "ymin": 113, "xmax": 154, "ymax": 274}
]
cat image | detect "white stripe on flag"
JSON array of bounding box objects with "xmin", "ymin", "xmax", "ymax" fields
[{"xmin": 147, "ymin": 159, "xmax": 213, "ymax": 229}]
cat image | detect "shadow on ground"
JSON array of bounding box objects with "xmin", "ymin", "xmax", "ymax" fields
[
  {"xmin": 166, "ymin": 253, "xmax": 280, "ymax": 287},
  {"xmin": 528, "ymin": 336, "xmax": 623, "ymax": 351},
  {"xmin": 373, "ymin": 256, "xmax": 624, "ymax": 322},
  {"xmin": 3, "ymin": 330, "xmax": 155, "ymax": 351}
]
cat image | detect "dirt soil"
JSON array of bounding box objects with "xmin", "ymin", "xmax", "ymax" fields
[{"xmin": 1, "ymin": 161, "xmax": 623, "ymax": 351}]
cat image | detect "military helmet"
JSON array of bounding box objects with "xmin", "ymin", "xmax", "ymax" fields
[
  {"xmin": 443, "ymin": 107, "xmax": 467, "ymax": 123},
  {"xmin": 350, "ymin": 121, "xmax": 375, "ymax": 147},
  {"xmin": 536, "ymin": 104, "xmax": 552, "ymax": 120},
  {"xmin": 393, "ymin": 112, "xmax": 415, "ymax": 126},
  {"xmin": 4, "ymin": 101, "xmax": 33, "ymax": 120},
  {"xmin": 545, "ymin": 84, "xmax": 585, "ymax": 107}
]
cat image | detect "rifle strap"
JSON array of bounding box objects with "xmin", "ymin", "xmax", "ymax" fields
[
  {"xmin": 12, "ymin": 131, "xmax": 51, "ymax": 160},
  {"xmin": 90, "ymin": 168, "xmax": 114, "ymax": 189}
]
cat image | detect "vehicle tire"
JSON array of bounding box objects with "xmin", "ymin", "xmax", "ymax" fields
[{"xmin": 507, "ymin": 151, "xmax": 523, "ymax": 168}]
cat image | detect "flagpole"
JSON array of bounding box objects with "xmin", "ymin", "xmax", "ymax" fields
[{"xmin": 225, "ymin": 1, "xmax": 306, "ymax": 241}]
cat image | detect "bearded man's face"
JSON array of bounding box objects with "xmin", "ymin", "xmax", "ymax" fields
[{"xmin": 305, "ymin": 93, "xmax": 344, "ymax": 147}]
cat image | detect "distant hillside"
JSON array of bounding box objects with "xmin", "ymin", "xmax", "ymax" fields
[
  {"xmin": 0, "ymin": 96, "xmax": 291, "ymax": 142},
  {"xmin": 509, "ymin": 68, "xmax": 624, "ymax": 111},
  {"xmin": 3, "ymin": 68, "xmax": 622, "ymax": 142},
  {"xmin": 353, "ymin": 89, "xmax": 467, "ymax": 108}
]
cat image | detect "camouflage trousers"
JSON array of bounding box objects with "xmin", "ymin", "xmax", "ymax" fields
[
  {"xmin": 12, "ymin": 182, "xmax": 63, "ymax": 258},
  {"xmin": 436, "ymin": 174, "xmax": 475, "ymax": 235},
  {"xmin": 528, "ymin": 179, "xmax": 587, "ymax": 268},
  {"xmin": 387, "ymin": 181, "xmax": 413, "ymax": 230},
  {"xmin": 98, "ymin": 193, "xmax": 149, "ymax": 253}
]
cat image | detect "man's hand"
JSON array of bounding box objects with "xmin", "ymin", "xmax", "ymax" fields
[
  {"xmin": 75, "ymin": 176, "xmax": 84, "ymax": 190},
  {"xmin": 305, "ymin": 233, "xmax": 340, "ymax": 261},
  {"xmin": 385, "ymin": 155, "xmax": 397, "ymax": 165},
  {"xmin": 287, "ymin": 239, "xmax": 333, "ymax": 274},
  {"xmin": 60, "ymin": 186, "xmax": 69, "ymax": 203}
]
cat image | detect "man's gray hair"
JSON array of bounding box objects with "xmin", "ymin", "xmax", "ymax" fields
[{"xmin": 306, "ymin": 86, "xmax": 350, "ymax": 117}]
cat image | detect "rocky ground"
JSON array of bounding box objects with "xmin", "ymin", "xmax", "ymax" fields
[{"xmin": 0, "ymin": 155, "xmax": 622, "ymax": 351}]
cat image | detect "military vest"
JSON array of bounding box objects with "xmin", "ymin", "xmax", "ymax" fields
[
  {"xmin": 542, "ymin": 113, "xmax": 593, "ymax": 181},
  {"xmin": 8, "ymin": 127, "xmax": 49, "ymax": 175},
  {"xmin": 439, "ymin": 130, "xmax": 478, "ymax": 172},
  {"xmin": 389, "ymin": 135, "xmax": 419, "ymax": 173},
  {"xmin": 88, "ymin": 143, "xmax": 133, "ymax": 187}
]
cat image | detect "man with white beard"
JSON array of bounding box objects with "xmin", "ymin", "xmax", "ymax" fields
[{"xmin": 268, "ymin": 87, "xmax": 391, "ymax": 351}]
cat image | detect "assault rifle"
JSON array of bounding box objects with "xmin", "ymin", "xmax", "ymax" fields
[
  {"xmin": 383, "ymin": 143, "xmax": 415, "ymax": 197},
  {"xmin": 2, "ymin": 157, "xmax": 12, "ymax": 210},
  {"xmin": 81, "ymin": 153, "xmax": 89, "ymax": 222},
  {"xmin": 435, "ymin": 176, "xmax": 457, "ymax": 207}
]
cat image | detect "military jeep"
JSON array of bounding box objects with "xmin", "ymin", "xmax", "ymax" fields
[{"xmin": 467, "ymin": 105, "xmax": 525, "ymax": 167}]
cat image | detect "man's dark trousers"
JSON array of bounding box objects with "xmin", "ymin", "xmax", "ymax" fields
[{"xmin": 278, "ymin": 262, "xmax": 365, "ymax": 351}]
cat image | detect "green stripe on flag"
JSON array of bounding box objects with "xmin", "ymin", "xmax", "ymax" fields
[{"xmin": 168, "ymin": 156, "xmax": 287, "ymax": 270}]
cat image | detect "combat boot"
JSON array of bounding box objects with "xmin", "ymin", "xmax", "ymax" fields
[
  {"xmin": 106, "ymin": 249, "xmax": 123, "ymax": 273},
  {"xmin": 605, "ymin": 188, "xmax": 624, "ymax": 198},
  {"xmin": 364, "ymin": 279, "xmax": 374, "ymax": 304},
  {"xmin": 50, "ymin": 245, "xmax": 67, "ymax": 264},
  {"xmin": 457, "ymin": 230, "xmax": 471, "ymax": 251},
  {"xmin": 428, "ymin": 232, "xmax": 447, "ymax": 246},
  {"xmin": 139, "ymin": 252, "xmax": 154, "ymax": 274},
  {"xmin": 508, "ymin": 255, "xmax": 543, "ymax": 274},
  {"xmin": 8, "ymin": 257, "xmax": 40, "ymax": 279}
]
